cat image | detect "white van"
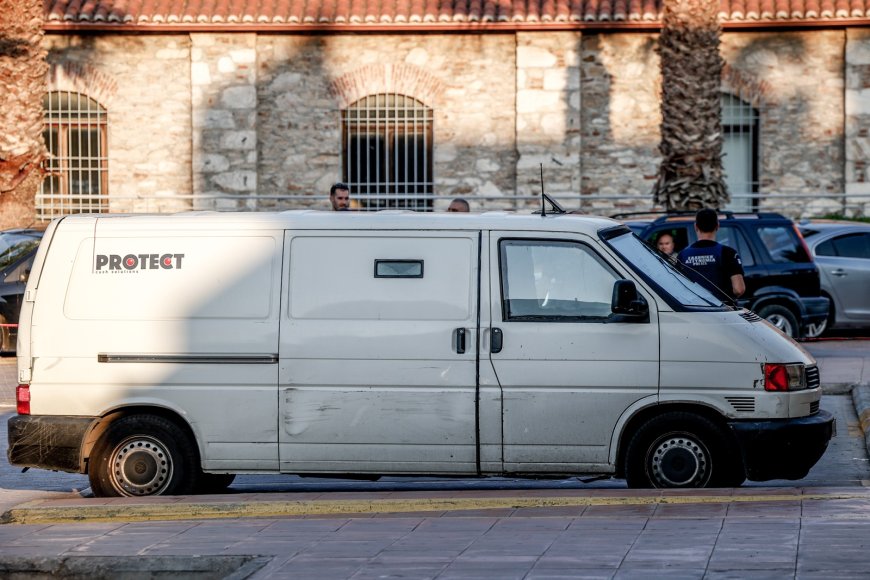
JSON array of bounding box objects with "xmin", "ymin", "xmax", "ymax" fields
[{"xmin": 7, "ymin": 211, "xmax": 834, "ymax": 496}]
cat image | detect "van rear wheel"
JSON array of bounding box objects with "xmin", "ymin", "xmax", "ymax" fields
[
  {"xmin": 88, "ymin": 415, "xmax": 199, "ymax": 497},
  {"xmin": 624, "ymin": 412, "xmax": 744, "ymax": 489}
]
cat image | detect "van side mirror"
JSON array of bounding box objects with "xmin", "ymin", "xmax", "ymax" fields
[
  {"xmin": 19, "ymin": 269, "xmax": 30, "ymax": 284},
  {"xmin": 611, "ymin": 279, "xmax": 648, "ymax": 318}
]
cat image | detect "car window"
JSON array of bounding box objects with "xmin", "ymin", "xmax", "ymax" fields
[
  {"xmin": 825, "ymin": 232, "xmax": 870, "ymax": 259},
  {"xmin": 717, "ymin": 226, "xmax": 755, "ymax": 267},
  {"xmin": 646, "ymin": 226, "xmax": 691, "ymax": 255},
  {"xmin": 0, "ymin": 234, "xmax": 40, "ymax": 271},
  {"xmin": 500, "ymin": 240, "xmax": 618, "ymax": 320},
  {"xmin": 3, "ymin": 254, "xmax": 35, "ymax": 284},
  {"xmin": 756, "ymin": 225, "xmax": 811, "ymax": 263}
]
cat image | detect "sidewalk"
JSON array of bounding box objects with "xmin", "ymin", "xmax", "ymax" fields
[{"xmin": 2, "ymin": 488, "xmax": 870, "ymax": 578}]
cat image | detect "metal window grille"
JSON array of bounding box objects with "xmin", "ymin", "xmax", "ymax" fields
[
  {"xmin": 39, "ymin": 91, "xmax": 109, "ymax": 220},
  {"xmin": 721, "ymin": 92, "xmax": 760, "ymax": 213},
  {"xmin": 342, "ymin": 94, "xmax": 434, "ymax": 211}
]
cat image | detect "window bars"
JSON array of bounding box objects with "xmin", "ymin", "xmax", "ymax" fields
[
  {"xmin": 342, "ymin": 94, "xmax": 434, "ymax": 211},
  {"xmin": 721, "ymin": 92, "xmax": 760, "ymax": 213},
  {"xmin": 39, "ymin": 91, "xmax": 109, "ymax": 220}
]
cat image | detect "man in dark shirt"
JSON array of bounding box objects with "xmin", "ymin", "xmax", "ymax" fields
[{"xmin": 677, "ymin": 209, "xmax": 746, "ymax": 299}]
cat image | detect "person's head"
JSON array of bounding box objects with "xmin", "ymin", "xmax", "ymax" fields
[
  {"xmin": 447, "ymin": 198, "xmax": 470, "ymax": 213},
  {"xmin": 656, "ymin": 232, "xmax": 675, "ymax": 255},
  {"xmin": 329, "ymin": 182, "xmax": 350, "ymax": 211},
  {"xmin": 694, "ymin": 208, "xmax": 719, "ymax": 237}
]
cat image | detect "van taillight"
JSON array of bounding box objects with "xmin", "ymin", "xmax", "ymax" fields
[
  {"xmin": 763, "ymin": 363, "xmax": 806, "ymax": 392},
  {"xmin": 16, "ymin": 385, "xmax": 30, "ymax": 415}
]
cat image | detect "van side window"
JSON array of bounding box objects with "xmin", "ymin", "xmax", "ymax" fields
[{"xmin": 500, "ymin": 240, "xmax": 618, "ymax": 321}]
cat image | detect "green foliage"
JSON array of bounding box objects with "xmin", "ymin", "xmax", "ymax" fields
[{"xmin": 820, "ymin": 213, "xmax": 870, "ymax": 223}]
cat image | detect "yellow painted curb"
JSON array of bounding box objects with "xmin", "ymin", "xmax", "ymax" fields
[{"xmin": 2, "ymin": 492, "xmax": 867, "ymax": 525}]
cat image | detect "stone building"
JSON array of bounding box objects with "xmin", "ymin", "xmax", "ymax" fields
[{"xmin": 37, "ymin": 0, "xmax": 870, "ymax": 219}]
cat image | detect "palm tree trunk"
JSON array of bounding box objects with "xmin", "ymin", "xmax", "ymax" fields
[
  {"xmin": 652, "ymin": 0, "xmax": 728, "ymax": 211},
  {"xmin": 0, "ymin": 0, "xmax": 47, "ymax": 228}
]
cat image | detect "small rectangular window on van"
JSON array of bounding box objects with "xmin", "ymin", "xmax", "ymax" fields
[{"xmin": 374, "ymin": 259, "xmax": 424, "ymax": 278}]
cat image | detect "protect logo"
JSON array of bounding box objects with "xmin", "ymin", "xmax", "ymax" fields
[{"xmin": 96, "ymin": 253, "xmax": 185, "ymax": 272}]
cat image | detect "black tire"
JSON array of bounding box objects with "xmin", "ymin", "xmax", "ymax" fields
[
  {"xmin": 196, "ymin": 473, "xmax": 236, "ymax": 494},
  {"xmin": 757, "ymin": 304, "xmax": 799, "ymax": 338},
  {"xmin": 88, "ymin": 415, "xmax": 199, "ymax": 497},
  {"xmin": 624, "ymin": 412, "xmax": 745, "ymax": 489}
]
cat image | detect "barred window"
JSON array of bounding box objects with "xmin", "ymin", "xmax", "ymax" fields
[
  {"xmin": 721, "ymin": 92, "xmax": 759, "ymax": 213},
  {"xmin": 342, "ymin": 94, "xmax": 433, "ymax": 211},
  {"xmin": 40, "ymin": 91, "xmax": 108, "ymax": 219}
]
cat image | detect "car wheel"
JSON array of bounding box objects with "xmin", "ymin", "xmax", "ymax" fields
[
  {"xmin": 196, "ymin": 473, "xmax": 236, "ymax": 494},
  {"xmin": 757, "ymin": 305, "xmax": 799, "ymax": 338},
  {"xmin": 88, "ymin": 415, "xmax": 199, "ymax": 497},
  {"xmin": 624, "ymin": 412, "xmax": 744, "ymax": 489},
  {"xmin": 805, "ymin": 294, "xmax": 834, "ymax": 339}
]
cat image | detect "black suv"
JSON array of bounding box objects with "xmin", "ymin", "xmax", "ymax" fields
[
  {"xmin": 0, "ymin": 229, "xmax": 43, "ymax": 354},
  {"xmin": 621, "ymin": 212, "xmax": 829, "ymax": 339}
]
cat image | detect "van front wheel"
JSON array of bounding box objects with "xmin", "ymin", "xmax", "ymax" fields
[
  {"xmin": 88, "ymin": 415, "xmax": 199, "ymax": 497},
  {"xmin": 624, "ymin": 413, "xmax": 743, "ymax": 489}
]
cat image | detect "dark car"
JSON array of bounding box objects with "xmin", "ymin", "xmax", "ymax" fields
[
  {"xmin": 0, "ymin": 229, "xmax": 43, "ymax": 354},
  {"xmin": 799, "ymin": 220, "xmax": 870, "ymax": 336},
  {"xmin": 620, "ymin": 212, "xmax": 829, "ymax": 339}
]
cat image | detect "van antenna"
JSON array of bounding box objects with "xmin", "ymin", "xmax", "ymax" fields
[{"xmin": 538, "ymin": 164, "xmax": 566, "ymax": 216}]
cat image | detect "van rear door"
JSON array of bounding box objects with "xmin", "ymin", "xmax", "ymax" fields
[
  {"xmin": 278, "ymin": 231, "xmax": 482, "ymax": 474},
  {"xmin": 487, "ymin": 231, "xmax": 659, "ymax": 472}
]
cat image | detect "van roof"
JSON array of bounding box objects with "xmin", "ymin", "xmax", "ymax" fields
[{"xmin": 61, "ymin": 210, "xmax": 623, "ymax": 235}]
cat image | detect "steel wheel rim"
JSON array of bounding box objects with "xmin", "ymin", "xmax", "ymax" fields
[
  {"xmin": 108, "ymin": 435, "xmax": 173, "ymax": 496},
  {"xmin": 766, "ymin": 313, "xmax": 793, "ymax": 336},
  {"xmin": 648, "ymin": 434, "xmax": 709, "ymax": 487}
]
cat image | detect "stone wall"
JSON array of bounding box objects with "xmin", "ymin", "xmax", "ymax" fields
[
  {"xmin": 579, "ymin": 33, "xmax": 661, "ymax": 215},
  {"xmin": 44, "ymin": 35, "xmax": 192, "ymax": 213},
  {"xmin": 846, "ymin": 28, "xmax": 870, "ymax": 217},
  {"xmin": 41, "ymin": 29, "xmax": 868, "ymax": 219},
  {"xmin": 721, "ymin": 30, "xmax": 845, "ymax": 217},
  {"xmin": 256, "ymin": 34, "xmax": 517, "ymax": 211},
  {"xmin": 191, "ymin": 34, "xmax": 258, "ymax": 210}
]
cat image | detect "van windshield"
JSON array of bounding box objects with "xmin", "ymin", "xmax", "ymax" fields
[{"xmin": 603, "ymin": 229, "xmax": 730, "ymax": 310}]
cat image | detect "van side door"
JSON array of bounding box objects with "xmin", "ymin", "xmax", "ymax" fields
[
  {"xmin": 278, "ymin": 231, "xmax": 482, "ymax": 474},
  {"xmin": 488, "ymin": 232, "xmax": 659, "ymax": 472}
]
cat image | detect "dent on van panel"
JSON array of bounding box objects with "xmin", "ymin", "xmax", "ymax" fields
[{"xmin": 282, "ymin": 387, "xmax": 475, "ymax": 443}]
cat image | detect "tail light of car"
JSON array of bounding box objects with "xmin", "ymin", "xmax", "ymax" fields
[
  {"xmin": 16, "ymin": 384, "xmax": 30, "ymax": 415},
  {"xmin": 763, "ymin": 363, "xmax": 807, "ymax": 391}
]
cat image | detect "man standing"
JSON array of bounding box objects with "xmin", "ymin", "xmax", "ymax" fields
[
  {"xmin": 677, "ymin": 209, "xmax": 746, "ymax": 299},
  {"xmin": 329, "ymin": 182, "xmax": 350, "ymax": 211}
]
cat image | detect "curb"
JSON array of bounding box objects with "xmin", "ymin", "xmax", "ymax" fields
[{"xmin": 3, "ymin": 492, "xmax": 869, "ymax": 526}]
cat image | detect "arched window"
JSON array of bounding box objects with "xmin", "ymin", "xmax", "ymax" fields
[
  {"xmin": 721, "ymin": 92, "xmax": 759, "ymax": 213},
  {"xmin": 342, "ymin": 94, "xmax": 434, "ymax": 211},
  {"xmin": 40, "ymin": 91, "xmax": 108, "ymax": 219}
]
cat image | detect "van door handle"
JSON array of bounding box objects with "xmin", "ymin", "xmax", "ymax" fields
[
  {"xmin": 491, "ymin": 328, "xmax": 503, "ymax": 354},
  {"xmin": 454, "ymin": 328, "xmax": 466, "ymax": 354}
]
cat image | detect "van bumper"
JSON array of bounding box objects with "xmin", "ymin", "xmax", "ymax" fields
[
  {"xmin": 7, "ymin": 415, "xmax": 94, "ymax": 474},
  {"xmin": 728, "ymin": 410, "xmax": 835, "ymax": 481}
]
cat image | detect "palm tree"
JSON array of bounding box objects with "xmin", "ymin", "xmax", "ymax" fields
[
  {"xmin": 652, "ymin": 0, "xmax": 728, "ymax": 211},
  {"xmin": 0, "ymin": 0, "xmax": 47, "ymax": 228}
]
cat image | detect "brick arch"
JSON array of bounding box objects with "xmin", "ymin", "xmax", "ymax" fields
[
  {"xmin": 721, "ymin": 64, "xmax": 772, "ymax": 109},
  {"xmin": 46, "ymin": 62, "xmax": 119, "ymax": 108},
  {"xmin": 329, "ymin": 63, "xmax": 445, "ymax": 108}
]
